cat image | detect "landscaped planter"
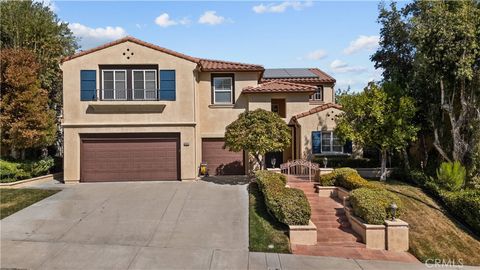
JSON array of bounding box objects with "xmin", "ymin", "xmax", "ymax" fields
[
  {"xmin": 288, "ymin": 220, "xmax": 317, "ymax": 245},
  {"xmin": 0, "ymin": 172, "xmax": 63, "ymax": 189},
  {"xmin": 316, "ymin": 186, "xmax": 349, "ymax": 201},
  {"xmin": 344, "ymin": 206, "xmax": 409, "ymax": 251}
]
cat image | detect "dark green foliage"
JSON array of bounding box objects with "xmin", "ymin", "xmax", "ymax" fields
[
  {"xmin": 0, "ymin": 160, "xmax": 31, "ymax": 182},
  {"xmin": 313, "ymin": 156, "xmax": 379, "ymax": 168},
  {"xmin": 224, "ymin": 109, "xmax": 291, "ymax": 170},
  {"xmin": 256, "ymin": 171, "xmax": 311, "ymax": 225},
  {"xmin": 350, "ymin": 187, "xmax": 404, "ymax": 225},
  {"xmin": 442, "ymin": 189, "xmax": 480, "ymax": 234},
  {"xmin": 0, "ymin": 157, "xmax": 55, "ymax": 183},
  {"xmin": 435, "ymin": 161, "xmax": 466, "ymax": 191}
]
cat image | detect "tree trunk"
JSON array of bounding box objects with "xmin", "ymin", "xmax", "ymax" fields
[
  {"xmin": 380, "ymin": 149, "xmax": 388, "ymax": 181},
  {"xmin": 20, "ymin": 149, "xmax": 26, "ymax": 160},
  {"xmin": 402, "ymin": 147, "xmax": 410, "ymax": 172}
]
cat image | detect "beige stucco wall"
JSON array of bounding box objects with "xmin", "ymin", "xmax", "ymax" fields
[
  {"xmin": 296, "ymin": 107, "xmax": 342, "ymax": 159},
  {"xmin": 247, "ymin": 92, "xmax": 311, "ymax": 120},
  {"xmin": 61, "ymin": 41, "xmax": 199, "ymax": 182},
  {"xmin": 308, "ymin": 83, "xmax": 335, "ymax": 107}
]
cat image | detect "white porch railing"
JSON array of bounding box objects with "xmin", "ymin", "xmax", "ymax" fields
[{"xmin": 280, "ymin": 159, "xmax": 320, "ymax": 182}]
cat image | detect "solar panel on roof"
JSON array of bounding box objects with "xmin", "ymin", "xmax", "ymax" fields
[{"xmin": 263, "ymin": 68, "xmax": 318, "ymax": 78}]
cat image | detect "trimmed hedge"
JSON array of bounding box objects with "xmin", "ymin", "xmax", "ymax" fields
[
  {"xmin": 350, "ymin": 188, "xmax": 404, "ymax": 225},
  {"xmin": 318, "ymin": 167, "xmax": 375, "ymax": 190},
  {"xmin": 256, "ymin": 170, "xmax": 311, "ymax": 225},
  {"xmin": 313, "ymin": 156, "xmax": 379, "ymax": 168},
  {"xmin": 442, "ymin": 189, "xmax": 480, "ymax": 234}
]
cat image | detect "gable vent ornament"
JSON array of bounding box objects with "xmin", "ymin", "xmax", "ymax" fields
[{"xmin": 122, "ymin": 48, "xmax": 134, "ymax": 60}]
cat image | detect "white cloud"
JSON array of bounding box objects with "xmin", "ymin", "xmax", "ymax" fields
[
  {"xmin": 155, "ymin": 13, "xmax": 178, "ymax": 27},
  {"xmin": 305, "ymin": 49, "xmax": 327, "ymax": 60},
  {"xmin": 198, "ymin": 11, "xmax": 226, "ymax": 25},
  {"xmin": 330, "ymin": 59, "xmax": 367, "ymax": 73},
  {"xmin": 253, "ymin": 1, "xmax": 313, "ymax": 14},
  {"xmin": 69, "ymin": 23, "xmax": 127, "ymax": 49},
  {"xmin": 35, "ymin": 0, "xmax": 58, "ymax": 12},
  {"xmin": 343, "ymin": 35, "xmax": 379, "ymax": 55}
]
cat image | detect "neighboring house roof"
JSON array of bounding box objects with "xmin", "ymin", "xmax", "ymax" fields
[
  {"xmin": 292, "ymin": 103, "xmax": 343, "ymax": 120},
  {"xmin": 242, "ymin": 81, "xmax": 317, "ymax": 94},
  {"xmin": 62, "ymin": 36, "xmax": 264, "ymax": 72},
  {"xmin": 262, "ymin": 68, "xmax": 335, "ymax": 84}
]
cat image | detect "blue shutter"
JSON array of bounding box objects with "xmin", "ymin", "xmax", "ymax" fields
[
  {"xmin": 159, "ymin": 70, "xmax": 176, "ymax": 101},
  {"xmin": 80, "ymin": 70, "xmax": 96, "ymax": 101},
  {"xmin": 312, "ymin": 131, "xmax": 322, "ymax": 154},
  {"xmin": 344, "ymin": 140, "xmax": 353, "ymax": 154}
]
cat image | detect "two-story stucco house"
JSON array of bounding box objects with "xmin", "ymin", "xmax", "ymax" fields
[{"xmin": 61, "ymin": 36, "xmax": 348, "ymax": 183}]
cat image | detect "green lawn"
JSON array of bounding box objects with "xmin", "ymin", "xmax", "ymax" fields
[
  {"xmin": 0, "ymin": 188, "xmax": 60, "ymax": 219},
  {"xmin": 248, "ymin": 183, "xmax": 291, "ymax": 253},
  {"xmin": 375, "ymin": 180, "xmax": 480, "ymax": 265}
]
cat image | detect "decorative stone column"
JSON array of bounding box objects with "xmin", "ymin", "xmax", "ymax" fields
[{"xmin": 385, "ymin": 219, "xmax": 409, "ymax": 252}]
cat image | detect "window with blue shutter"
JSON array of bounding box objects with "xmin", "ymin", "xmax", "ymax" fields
[
  {"xmin": 159, "ymin": 70, "xmax": 176, "ymax": 101},
  {"xmin": 344, "ymin": 140, "xmax": 353, "ymax": 154},
  {"xmin": 80, "ymin": 70, "xmax": 96, "ymax": 101},
  {"xmin": 312, "ymin": 131, "xmax": 322, "ymax": 154}
]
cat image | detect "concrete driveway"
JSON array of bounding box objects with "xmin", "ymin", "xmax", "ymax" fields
[{"xmin": 1, "ymin": 180, "xmax": 249, "ymax": 269}]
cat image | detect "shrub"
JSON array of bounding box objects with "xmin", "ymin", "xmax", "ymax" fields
[
  {"xmin": 435, "ymin": 161, "xmax": 466, "ymax": 191},
  {"xmin": 312, "ymin": 156, "xmax": 379, "ymax": 168},
  {"xmin": 318, "ymin": 167, "xmax": 374, "ymax": 190},
  {"xmin": 350, "ymin": 187, "xmax": 404, "ymax": 225},
  {"xmin": 442, "ymin": 189, "xmax": 480, "ymax": 234},
  {"xmin": 319, "ymin": 172, "xmax": 336, "ymax": 186},
  {"xmin": 24, "ymin": 156, "xmax": 55, "ymax": 177},
  {"xmin": 0, "ymin": 160, "xmax": 31, "ymax": 183},
  {"xmin": 255, "ymin": 170, "xmax": 311, "ymax": 225}
]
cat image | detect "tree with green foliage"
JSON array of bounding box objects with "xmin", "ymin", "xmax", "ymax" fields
[
  {"xmin": 372, "ymin": 0, "xmax": 480, "ymax": 172},
  {"xmin": 224, "ymin": 109, "xmax": 291, "ymax": 171},
  {"xmin": 335, "ymin": 83, "xmax": 419, "ymax": 181},
  {"xmin": 0, "ymin": 0, "xmax": 77, "ymax": 158},
  {"xmin": 0, "ymin": 48, "xmax": 57, "ymax": 159}
]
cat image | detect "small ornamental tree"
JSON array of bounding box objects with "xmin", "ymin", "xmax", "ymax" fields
[
  {"xmin": 335, "ymin": 83, "xmax": 419, "ymax": 181},
  {"xmin": 224, "ymin": 109, "xmax": 291, "ymax": 171}
]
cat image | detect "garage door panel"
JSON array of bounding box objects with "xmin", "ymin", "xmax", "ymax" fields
[
  {"xmin": 202, "ymin": 138, "xmax": 244, "ymax": 176},
  {"xmin": 81, "ymin": 136, "xmax": 178, "ymax": 182}
]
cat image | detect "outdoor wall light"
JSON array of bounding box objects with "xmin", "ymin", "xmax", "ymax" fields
[
  {"xmin": 271, "ymin": 157, "xmax": 277, "ymax": 168},
  {"xmin": 390, "ymin": 202, "xmax": 398, "ymax": 221},
  {"xmin": 323, "ymin": 157, "xmax": 328, "ymax": 168}
]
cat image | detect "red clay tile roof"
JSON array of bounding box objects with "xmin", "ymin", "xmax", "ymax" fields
[
  {"xmin": 261, "ymin": 68, "xmax": 335, "ymax": 84},
  {"xmin": 292, "ymin": 103, "xmax": 343, "ymax": 120},
  {"xmin": 62, "ymin": 36, "xmax": 264, "ymax": 72},
  {"xmin": 199, "ymin": 59, "xmax": 264, "ymax": 72},
  {"xmin": 242, "ymin": 81, "xmax": 317, "ymax": 94}
]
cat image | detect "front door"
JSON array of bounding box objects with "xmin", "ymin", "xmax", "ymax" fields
[{"xmin": 265, "ymin": 151, "xmax": 283, "ymax": 168}]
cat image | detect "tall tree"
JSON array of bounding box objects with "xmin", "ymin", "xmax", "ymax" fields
[
  {"xmin": 372, "ymin": 0, "xmax": 480, "ymax": 169},
  {"xmin": 224, "ymin": 109, "xmax": 291, "ymax": 171},
  {"xmin": 335, "ymin": 83, "xmax": 419, "ymax": 181},
  {"xmin": 0, "ymin": 48, "xmax": 57, "ymax": 159}
]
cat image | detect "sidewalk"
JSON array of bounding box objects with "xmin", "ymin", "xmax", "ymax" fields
[{"xmin": 248, "ymin": 252, "xmax": 473, "ymax": 270}]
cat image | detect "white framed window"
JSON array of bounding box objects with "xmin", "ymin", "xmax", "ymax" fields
[
  {"xmin": 310, "ymin": 86, "xmax": 323, "ymax": 101},
  {"xmin": 133, "ymin": 70, "xmax": 157, "ymax": 100},
  {"xmin": 213, "ymin": 77, "xmax": 233, "ymax": 104},
  {"xmin": 322, "ymin": 131, "xmax": 343, "ymax": 153},
  {"xmin": 102, "ymin": 70, "xmax": 127, "ymax": 100}
]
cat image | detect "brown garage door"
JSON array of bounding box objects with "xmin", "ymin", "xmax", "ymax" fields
[
  {"xmin": 81, "ymin": 134, "xmax": 179, "ymax": 182},
  {"xmin": 202, "ymin": 138, "xmax": 244, "ymax": 175}
]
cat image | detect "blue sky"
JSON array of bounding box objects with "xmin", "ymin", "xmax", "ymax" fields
[{"xmin": 51, "ymin": 0, "xmax": 395, "ymax": 91}]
